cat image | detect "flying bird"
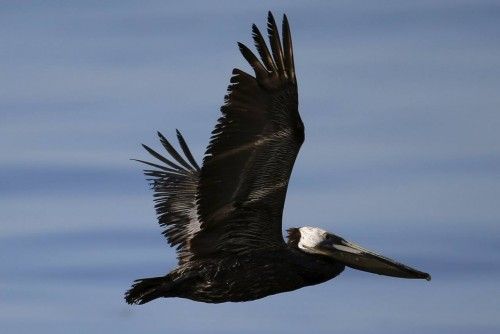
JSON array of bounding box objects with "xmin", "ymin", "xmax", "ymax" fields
[{"xmin": 125, "ymin": 12, "xmax": 430, "ymax": 305}]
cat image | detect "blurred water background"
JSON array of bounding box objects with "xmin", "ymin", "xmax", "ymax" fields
[{"xmin": 1, "ymin": 1, "xmax": 499, "ymax": 333}]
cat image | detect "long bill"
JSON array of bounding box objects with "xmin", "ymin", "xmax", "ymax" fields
[{"xmin": 316, "ymin": 234, "xmax": 431, "ymax": 280}]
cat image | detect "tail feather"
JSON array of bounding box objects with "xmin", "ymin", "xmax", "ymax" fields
[{"xmin": 125, "ymin": 276, "xmax": 168, "ymax": 305}]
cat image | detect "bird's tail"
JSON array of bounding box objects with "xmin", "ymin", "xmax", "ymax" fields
[{"xmin": 125, "ymin": 276, "xmax": 169, "ymax": 305}]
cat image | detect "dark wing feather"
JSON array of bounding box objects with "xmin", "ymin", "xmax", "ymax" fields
[
  {"xmin": 282, "ymin": 14, "xmax": 296, "ymax": 82},
  {"xmin": 251, "ymin": 24, "xmax": 276, "ymax": 72},
  {"xmin": 191, "ymin": 12, "xmax": 303, "ymax": 256},
  {"xmin": 267, "ymin": 12, "xmax": 286, "ymax": 75},
  {"xmin": 136, "ymin": 131, "xmax": 201, "ymax": 264}
]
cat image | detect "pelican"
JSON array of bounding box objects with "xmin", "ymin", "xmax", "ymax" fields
[{"xmin": 125, "ymin": 12, "xmax": 430, "ymax": 305}]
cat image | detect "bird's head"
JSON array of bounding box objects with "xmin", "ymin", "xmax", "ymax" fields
[{"xmin": 287, "ymin": 227, "xmax": 431, "ymax": 280}]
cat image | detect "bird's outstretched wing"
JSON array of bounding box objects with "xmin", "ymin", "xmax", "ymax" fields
[
  {"xmin": 190, "ymin": 12, "xmax": 304, "ymax": 256},
  {"xmin": 135, "ymin": 130, "xmax": 201, "ymax": 264}
]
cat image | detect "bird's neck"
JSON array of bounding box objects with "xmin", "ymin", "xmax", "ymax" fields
[{"xmin": 290, "ymin": 248, "xmax": 345, "ymax": 286}]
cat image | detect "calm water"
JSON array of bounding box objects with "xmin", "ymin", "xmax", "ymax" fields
[{"xmin": 1, "ymin": 1, "xmax": 499, "ymax": 333}]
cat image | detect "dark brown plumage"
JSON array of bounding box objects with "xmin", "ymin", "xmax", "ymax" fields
[{"xmin": 125, "ymin": 12, "xmax": 430, "ymax": 305}]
